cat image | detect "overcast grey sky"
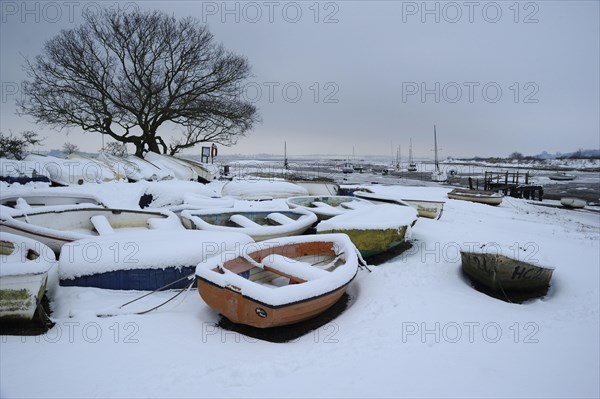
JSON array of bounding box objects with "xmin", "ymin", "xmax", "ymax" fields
[{"xmin": 1, "ymin": 1, "xmax": 598, "ymax": 159}]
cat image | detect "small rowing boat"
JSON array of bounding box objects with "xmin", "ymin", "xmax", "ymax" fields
[
  {"xmin": 195, "ymin": 234, "xmax": 359, "ymax": 328},
  {"xmin": 548, "ymin": 172, "xmax": 576, "ymax": 181},
  {"xmin": 1, "ymin": 233, "xmax": 57, "ymax": 326},
  {"xmin": 0, "ymin": 206, "xmax": 183, "ymax": 253},
  {"xmin": 353, "ymin": 190, "xmax": 444, "ymax": 219},
  {"xmin": 59, "ymin": 231, "xmax": 253, "ymax": 291},
  {"xmin": 560, "ymin": 197, "xmax": 586, "ymax": 209},
  {"xmin": 461, "ymin": 243, "xmax": 554, "ymax": 296},
  {"xmin": 316, "ymin": 204, "xmax": 418, "ymax": 257},
  {"xmin": 0, "ymin": 190, "xmax": 103, "ymax": 210},
  {"xmin": 181, "ymin": 208, "xmax": 317, "ymax": 241},
  {"xmin": 447, "ymin": 188, "xmax": 503, "ymax": 206}
]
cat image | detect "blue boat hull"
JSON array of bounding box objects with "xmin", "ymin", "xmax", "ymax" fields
[{"xmin": 60, "ymin": 266, "xmax": 197, "ymax": 291}]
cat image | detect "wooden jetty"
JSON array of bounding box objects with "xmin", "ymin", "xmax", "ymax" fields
[{"xmin": 469, "ymin": 171, "xmax": 543, "ymax": 201}]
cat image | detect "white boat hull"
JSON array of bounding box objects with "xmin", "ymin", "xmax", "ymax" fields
[
  {"xmin": 0, "ymin": 273, "xmax": 48, "ymax": 320},
  {"xmin": 0, "ymin": 233, "xmax": 57, "ymax": 322},
  {"xmin": 0, "ymin": 207, "xmax": 182, "ymax": 253},
  {"xmin": 293, "ymin": 181, "xmax": 339, "ymax": 196},
  {"xmin": 353, "ymin": 191, "xmax": 444, "ymax": 220},
  {"xmin": 447, "ymin": 189, "xmax": 503, "ymax": 206},
  {"xmin": 560, "ymin": 197, "xmax": 586, "ymax": 208},
  {"xmin": 549, "ymin": 173, "xmax": 576, "ymax": 181},
  {"xmin": 431, "ymin": 171, "xmax": 447, "ymax": 182},
  {"xmin": 1, "ymin": 192, "xmax": 103, "ymax": 209}
]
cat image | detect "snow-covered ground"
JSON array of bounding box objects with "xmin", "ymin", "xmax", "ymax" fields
[{"xmin": 1, "ymin": 181, "xmax": 599, "ymax": 398}]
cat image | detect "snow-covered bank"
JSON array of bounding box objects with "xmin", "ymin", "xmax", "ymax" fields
[
  {"xmin": 446, "ymin": 157, "xmax": 600, "ymax": 171},
  {"xmin": 1, "ymin": 182, "xmax": 598, "ymax": 398}
]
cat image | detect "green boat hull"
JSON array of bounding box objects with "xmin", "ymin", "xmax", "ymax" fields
[{"xmin": 317, "ymin": 226, "xmax": 408, "ymax": 257}]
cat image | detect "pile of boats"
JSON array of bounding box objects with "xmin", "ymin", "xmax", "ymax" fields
[
  {"xmin": 0, "ymin": 152, "xmax": 219, "ymax": 186},
  {"xmin": 0, "ymin": 183, "xmax": 556, "ymax": 333}
]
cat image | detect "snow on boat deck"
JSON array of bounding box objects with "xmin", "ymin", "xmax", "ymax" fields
[{"xmin": 0, "ymin": 180, "xmax": 598, "ymax": 398}]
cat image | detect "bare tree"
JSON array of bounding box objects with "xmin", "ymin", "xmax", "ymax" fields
[
  {"xmin": 101, "ymin": 142, "xmax": 128, "ymax": 157},
  {"xmin": 18, "ymin": 9, "xmax": 259, "ymax": 157},
  {"xmin": 0, "ymin": 131, "xmax": 43, "ymax": 160},
  {"xmin": 62, "ymin": 142, "xmax": 79, "ymax": 155}
]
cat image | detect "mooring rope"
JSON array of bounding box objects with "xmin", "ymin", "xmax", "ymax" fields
[
  {"xmin": 135, "ymin": 279, "xmax": 196, "ymax": 315},
  {"xmin": 118, "ymin": 272, "xmax": 196, "ymax": 309},
  {"xmin": 495, "ymin": 271, "xmax": 514, "ymax": 304},
  {"xmin": 355, "ymin": 248, "xmax": 372, "ymax": 272}
]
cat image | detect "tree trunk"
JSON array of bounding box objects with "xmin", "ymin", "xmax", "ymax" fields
[
  {"xmin": 145, "ymin": 136, "xmax": 161, "ymax": 154},
  {"xmin": 134, "ymin": 144, "xmax": 144, "ymax": 158}
]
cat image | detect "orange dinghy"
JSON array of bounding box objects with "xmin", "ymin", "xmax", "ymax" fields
[{"xmin": 195, "ymin": 234, "xmax": 360, "ymax": 328}]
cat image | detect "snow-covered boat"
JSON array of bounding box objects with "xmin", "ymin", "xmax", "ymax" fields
[
  {"xmin": 447, "ymin": 188, "xmax": 503, "ymax": 206},
  {"xmin": 316, "ymin": 204, "xmax": 418, "ymax": 257},
  {"xmin": 291, "ymin": 180, "xmax": 339, "ymax": 196},
  {"xmin": 180, "ymin": 208, "xmax": 317, "ymax": 241},
  {"xmin": 1, "ymin": 190, "xmax": 104, "ymax": 210},
  {"xmin": 0, "ymin": 233, "xmax": 57, "ymax": 324},
  {"xmin": 195, "ymin": 234, "xmax": 359, "ymax": 328},
  {"xmin": 548, "ymin": 172, "xmax": 576, "ymax": 181},
  {"xmin": 124, "ymin": 155, "xmax": 174, "ymax": 181},
  {"xmin": 67, "ymin": 153, "xmax": 126, "ymax": 181},
  {"xmin": 144, "ymin": 152, "xmax": 199, "ymax": 181},
  {"xmin": 0, "ymin": 206, "xmax": 183, "ymax": 253},
  {"xmin": 401, "ymin": 199, "xmax": 444, "ymax": 219},
  {"xmin": 166, "ymin": 193, "xmax": 236, "ymax": 216},
  {"xmin": 353, "ymin": 190, "xmax": 444, "ymax": 219},
  {"xmin": 286, "ymin": 195, "xmax": 373, "ymax": 220},
  {"xmin": 96, "ymin": 152, "xmax": 172, "ymax": 182},
  {"xmin": 59, "ymin": 231, "xmax": 253, "ymax": 290},
  {"xmin": 560, "ymin": 197, "xmax": 586, "ymax": 209},
  {"xmin": 221, "ymin": 179, "xmax": 308, "ymax": 200},
  {"xmin": 461, "ymin": 243, "xmax": 554, "ymax": 294},
  {"xmin": 24, "ymin": 153, "xmax": 119, "ymax": 185},
  {"xmin": 0, "ymin": 157, "xmax": 51, "ymax": 184},
  {"xmin": 176, "ymin": 157, "xmax": 219, "ymax": 183}
]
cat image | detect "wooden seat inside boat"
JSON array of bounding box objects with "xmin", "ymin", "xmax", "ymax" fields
[
  {"xmin": 260, "ymin": 254, "xmax": 329, "ymax": 283},
  {"xmin": 229, "ymin": 214, "xmax": 262, "ymax": 228},
  {"xmin": 265, "ymin": 212, "xmax": 295, "ymax": 225},
  {"xmin": 90, "ymin": 215, "xmax": 115, "ymax": 235},
  {"xmin": 311, "ymin": 201, "xmax": 338, "ymax": 210},
  {"xmin": 340, "ymin": 201, "xmax": 364, "ymax": 210},
  {"xmin": 216, "ymin": 241, "xmax": 340, "ymax": 288}
]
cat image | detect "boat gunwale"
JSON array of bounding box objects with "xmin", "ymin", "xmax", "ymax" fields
[{"xmin": 196, "ymin": 273, "xmax": 355, "ymax": 310}]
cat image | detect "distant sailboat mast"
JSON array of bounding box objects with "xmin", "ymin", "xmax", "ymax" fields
[
  {"xmin": 431, "ymin": 125, "xmax": 447, "ymax": 182},
  {"xmin": 408, "ymin": 138, "xmax": 417, "ymax": 171},
  {"xmin": 434, "ymin": 125, "xmax": 441, "ymax": 173}
]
